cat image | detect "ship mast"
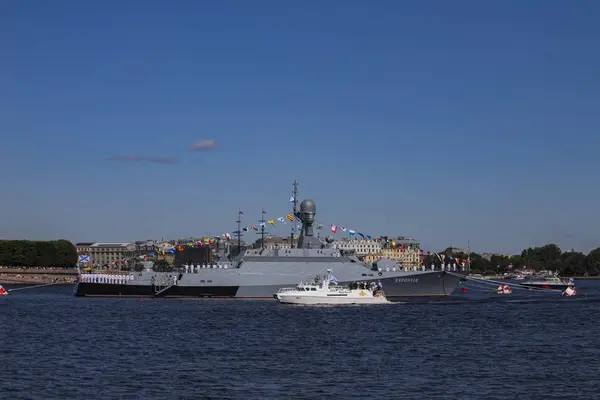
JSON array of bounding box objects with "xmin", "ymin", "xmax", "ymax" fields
[
  {"xmin": 236, "ymin": 209, "xmax": 243, "ymax": 255},
  {"xmin": 290, "ymin": 180, "xmax": 298, "ymax": 248},
  {"xmin": 467, "ymin": 240, "xmax": 471, "ymax": 271},
  {"xmin": 259, "ymin": 208, "xmax": 267, "ymax": 250}
]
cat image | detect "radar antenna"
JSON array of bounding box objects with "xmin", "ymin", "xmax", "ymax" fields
[{"xmin": 290, "ymin": 180, "xmax": 298, "ymax": 248}]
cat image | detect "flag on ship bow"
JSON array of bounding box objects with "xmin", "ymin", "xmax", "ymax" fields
[{"xmin": 329, "ymin": 272, "xmax": 339, "ymax": 285}]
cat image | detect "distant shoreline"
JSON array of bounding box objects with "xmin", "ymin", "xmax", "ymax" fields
[
  {"xmin": 0, "ymin": 274, "xmax": 76, "ymax": 285},
  {"xmin": 0, "ymin": 267, "xmax": 78, "ymax": 285},
  {"xmin": 472, "ymin": 275, "xmax": 600, "ymax": 280}
]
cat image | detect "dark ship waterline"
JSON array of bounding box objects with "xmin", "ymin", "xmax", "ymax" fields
[{"xmin": 75, "ymin": 198, "xmax": 466, "ymax": 299}]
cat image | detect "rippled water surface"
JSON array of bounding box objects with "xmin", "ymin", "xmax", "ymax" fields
[{"xmin": 2, "ymin": 281, "xmax": 600, "ymax": 399}]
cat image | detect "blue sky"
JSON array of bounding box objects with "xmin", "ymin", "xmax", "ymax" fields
[{"xmin": 1, "ymin": 0, "xmax": 599, "ymax": 254}]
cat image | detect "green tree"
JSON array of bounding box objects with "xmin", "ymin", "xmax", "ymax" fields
[
  {"xmin": 468, "ymin": 253, "xmax": 493, "ymax": 273},
  {"xmin": 0, "ymin": 240, "xmax": 77, "ymax": 267},
  {"xmin": 53, "ymin": 239, "xmax": 78, "ymax": 267},
  {"xmin": 34, "ymin": 241, "xmax": 57, "ymax": 266},
  {"xmin": 520, "ymin": 244, "xmax": 562, "ymax": 271},
  {"xmin": 490, "ymin": 254, "xmax": 512, "ymax": 273},
  {"xmin": 153, "ymin": 259, "xmax": 173, "ymax": 272},
  {"xmin": 427, "ymin": 244, "xmax": 598, "ymax": 276},
  {"xmin": 585, "ymin": 248, "xmax": 600, "ymax": 276},
  {"xmin": 508, "ymin": 255, "xmax": 523, "ymax": 269},
  {"xmin": 560, "ymin": 251, "xmax": 586, "ymax": 276}
]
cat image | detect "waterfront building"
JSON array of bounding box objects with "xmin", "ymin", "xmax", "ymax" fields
[
  {"xmin": 75, "ymin": 242, "xmax": 136, "ymax": 269},
  {"xmin": 334, "ymin": 236, "xmax": 422, "ymax": 269},
  {"xmin": 480, "ymin": 252, "xmax": 514, "ymax": 261},
  {"xmin": 333, "ymin": 238, "xmax": 382, "ymax": 255}
]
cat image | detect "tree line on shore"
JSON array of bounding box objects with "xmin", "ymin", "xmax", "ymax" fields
[
  {"xmin": 1, "ymin": 239, "xmax": 598, "ymax": 276},
  {"xmin": 0, "ymin": 240, "xmax": 78, "ymax": 268},
  {"xmin": 423, "ymin": 244, "xmax": 600, "ymax": 276}
]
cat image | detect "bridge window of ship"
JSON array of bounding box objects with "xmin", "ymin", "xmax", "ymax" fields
[
  {"xmin": 310, "ymin": 288, "xmax": 317, "ymax": 291},
  {"xmin": 201, "ymin": 280, "xmax": 205, "ymax": 283},
  {"xmin": 207, "ymin": 280, "xmax": 212, "ymax": 283}
]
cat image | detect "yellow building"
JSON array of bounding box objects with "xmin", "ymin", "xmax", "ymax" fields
[
  {"xmin": 364, "ymin": 247, "xmax": 421, "ymax": 268},
  {"xmin": 362, "ymin": 238, "xmax": 422, "ymax": 268}
]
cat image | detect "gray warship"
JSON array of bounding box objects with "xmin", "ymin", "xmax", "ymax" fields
[{"xmin": 75, "ymin": 188, "xmax": 466, "ymax": 299}]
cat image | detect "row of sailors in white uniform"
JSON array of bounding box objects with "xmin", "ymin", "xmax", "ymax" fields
[
  {"xmin": 183, "ymin": 264, "xmax": 229, "ymax": 273},
  {"xmin": 378, "ymin": 263, "xmax": 464, "ymax": 272},
  {"xmin": 80, "ymin": 274, "xmax": 133, "ymax": 284}
]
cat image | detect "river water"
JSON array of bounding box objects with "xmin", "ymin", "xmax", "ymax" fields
[{"xmin": 1, "ymin": 280, "xmax": 600, "ymax": 399}]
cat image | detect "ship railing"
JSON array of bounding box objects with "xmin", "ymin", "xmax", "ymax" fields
[
  {"xmin": 277, "ymin": 287, "xmax": 298, "ymax": 293},
  {"xmin": 388, "ymin": 265, "xmax": 468, "ymax": 273},
  {"xmin": 78, "ymin": 273, "xmax": 133, "ymax": 284}
]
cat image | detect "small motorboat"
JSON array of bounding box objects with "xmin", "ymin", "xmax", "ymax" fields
[
  {"xmin": 497, "ymin": 284, "xmax": 512, "ymax": 295},
  {"xmin": 274, "ymin": 269, "xmax": 390, "ymax": 305},
  {"xmin": 521, "ymin": 274, "xmax": 574, "ymax": 291},
  {"xmin": 0, "ymin": 285, "xmax": 8, "ymax": 296},
  {"xmin": 562, "ymin": 285, "xmax": 577, "ymax": 297}
]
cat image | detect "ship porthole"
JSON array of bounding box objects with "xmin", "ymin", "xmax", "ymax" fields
[{"xmin": 378, "ymin": 272, "xmax": 382, "ymax": 276}]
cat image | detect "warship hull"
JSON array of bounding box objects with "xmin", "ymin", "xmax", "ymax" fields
[
  {"xmin": 74, "ymin": 269, "xmax": 464, "ymax": 299},
  {"xmin": 74, "ymin": 283, "xmax": 238, "ymax": 297}
]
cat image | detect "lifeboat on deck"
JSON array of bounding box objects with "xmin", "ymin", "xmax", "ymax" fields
[
  {"xmin": 562, "ymin": 285, "xmax": 577, "ymax": 297},
  {"xmin": 0, "ymin": 285, "xmax": 8, "ymax": 296},
  {"xmin": 497, "ymin": 284, "xmax": 512, "ymax": 295}
]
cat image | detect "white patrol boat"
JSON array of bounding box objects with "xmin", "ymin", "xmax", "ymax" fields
[
  {"xmin": 520, "ymin": 273, "xmax": 575, "ymax": 291},
  {"xmin": 274, "ymin": 270, "xmax": 390, "ymax": 305}
]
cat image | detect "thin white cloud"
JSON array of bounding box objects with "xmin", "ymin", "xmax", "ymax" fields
[{"xmin": 189, "ymin": 139, "xmax": 218, "ymax": 151}]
